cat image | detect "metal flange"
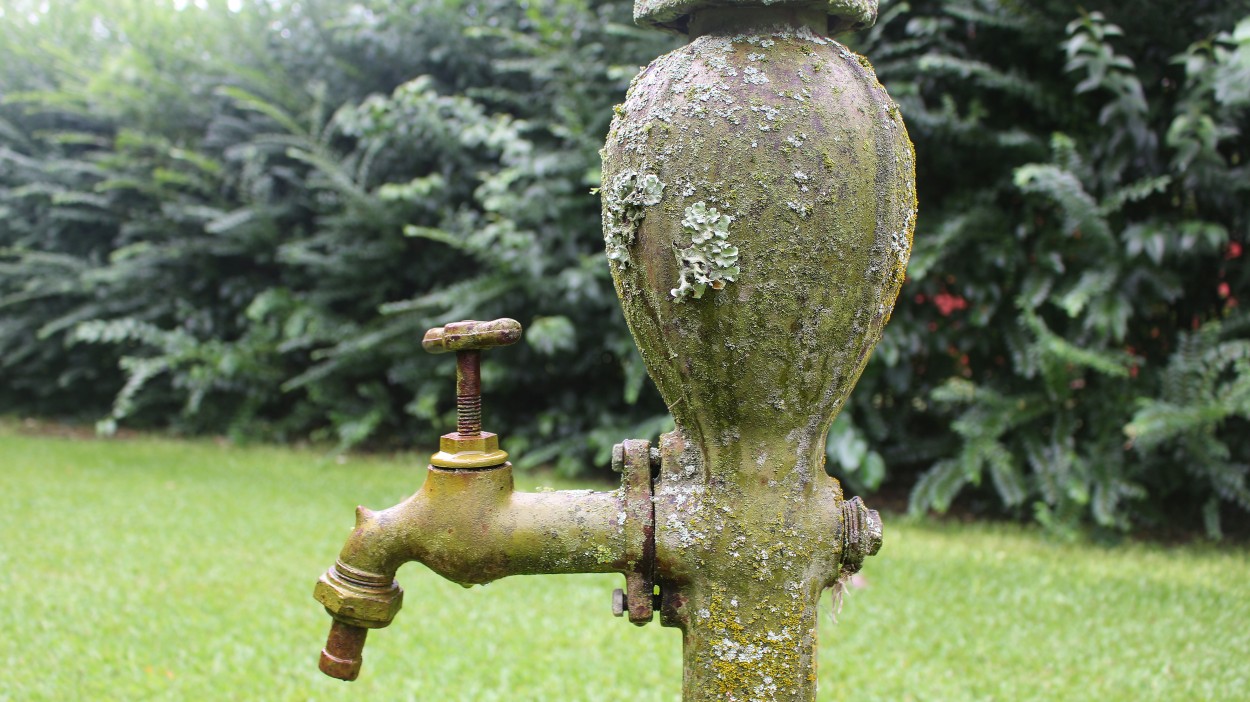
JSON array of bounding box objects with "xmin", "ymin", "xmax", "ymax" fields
[{"xmin": 617, "ymin": 439, "xmax": 656, "ymax": 625}]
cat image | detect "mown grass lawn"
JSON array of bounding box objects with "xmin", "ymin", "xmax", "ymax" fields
[{"xmin": 1, "ymin": 423, "xmax": 1247, "ymax": 701}]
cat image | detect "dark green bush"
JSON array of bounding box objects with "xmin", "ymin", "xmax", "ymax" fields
[
  {"xmin": 834, "ymin": 0, "xmax": 1250, "ymax": 536},
  {"xmin": 1, "ymin": 0, "xmax": 675, "ymax": 468},
  {"xmin": 1, "ymin": 0, "xmax": 1246, "ymax": 535}
]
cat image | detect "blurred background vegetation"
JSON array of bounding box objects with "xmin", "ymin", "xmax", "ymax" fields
[{"xmin": 1, "ymin": 0, "xmax": 1247, "ymax": 537}]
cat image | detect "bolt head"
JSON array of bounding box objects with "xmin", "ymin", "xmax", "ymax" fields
[
  {"xmin": 839, "ymin": 496, "xmax": 884, "ymax": 576},
  {"xmin": 862, "ymin": 507, "xmax": 883, "ymax": 556},
  {"xmin": 611, "ymin": 588, "xmax": 626, "ymax": 617}
]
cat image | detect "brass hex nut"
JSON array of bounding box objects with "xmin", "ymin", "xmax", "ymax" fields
[
  {"xmin": 439, "ymin": 432, "xmax": 497, "ymax": 454},
  {"xmin": 430, "ymin": 431, "xmax": 509, "ymax": 469},
  {"xmin": 313, "ymin": 569, "xmax": 403, "ymax": 629}
]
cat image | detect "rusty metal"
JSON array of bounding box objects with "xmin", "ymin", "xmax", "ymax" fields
[
  {"xmin": 612, "ymin": 438, "xmax": 658, "ymax": 625},
  {"xmin": 455, "ymin": 351, "xmax": 482, "ymax": 435},
  {"xmin": 423, "ymin": 319, "xmax": 519, "ymax": 469},
  {"xmin": 319, "ymin": 621, "xmax": 368, "ymax": 681},
  {"xmin": 620, "ymin": 439, "xmax": 655, "ymax": 625}
]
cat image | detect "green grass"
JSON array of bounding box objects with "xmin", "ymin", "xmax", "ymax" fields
[{"xmin": 1, "ymin": 425, "xmax": 1247, "ymax": 701}]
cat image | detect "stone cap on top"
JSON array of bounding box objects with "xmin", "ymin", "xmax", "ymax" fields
[{"xmin": 635, "ymin": 0, "xmax": 878, "ymax": 36}]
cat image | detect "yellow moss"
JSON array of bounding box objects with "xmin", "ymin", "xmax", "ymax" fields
[
  {"xmin": 702, "ymin": 589, "xmax": 809, "ymax": 700},
  {"xmin": 592, "ymin": 543, "xmax": 617, "ymax": 565}
]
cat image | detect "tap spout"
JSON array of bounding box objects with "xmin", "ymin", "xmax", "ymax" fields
[
  {"xmin": 314, "ymin": 461, "xmax": 635, "ymax": 680},
  {"xmin": 335, "ymin": 463, "xmax": 629, "ymax": 584},
  {"xmin": 319, "ymin": 621, "xmax": 368, "ymax": 681}
]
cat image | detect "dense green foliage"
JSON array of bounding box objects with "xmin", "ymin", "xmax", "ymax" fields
[
  {"xmin": 1, "ymin": 0, "xmax": 1247, "ymax": 534},
  {"xmin": 832, "ymin": 0, "xmax": 1250, "ymax": 537},
  {"xmin": 0, "ymin": 0, "xmax": 676, "ymax": 469}
]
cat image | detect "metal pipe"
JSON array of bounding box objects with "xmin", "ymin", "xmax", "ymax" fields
[
  {"xmin": 326, "ymin": 465, "xmax": 628, "ymax": 584},
  {"xmin": 651, "ymin": 429, "xmax": 849, "ymax": 701},
  {"xmin": 319, "ymin": 621, "xmax": 367, "ymax": 681},
  {"xmin": 314, "ymin": 462, "xmax": 636, "ymax": 680}
]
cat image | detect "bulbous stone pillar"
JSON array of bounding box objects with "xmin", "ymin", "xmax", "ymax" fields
[
  {"xmin": 601, "ymin": 2, "xmax": 914, "ymax": 700},
  {"xmin": 602, "ymin": 3, "xmax": 915, "ymax": 448}
]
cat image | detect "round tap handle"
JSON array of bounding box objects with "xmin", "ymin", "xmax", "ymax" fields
[
  {"xmin": 319, "ymin": 620, "xmax": 368, "ymax": 681},
  {"xmin": 422, "ymin": 318, "xmax": 523, "ymax": 439},
  {"xmin": 422, "ymin": 318, "xmax": 522, "ymax": 354}
]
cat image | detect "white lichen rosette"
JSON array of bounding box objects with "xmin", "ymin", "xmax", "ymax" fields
[
  {"xmin": 603, "ymin": 171, "xmax": 665, "ymax": 266},
  {"xmin": 671, "ymin": 201, "xmax": 740, "ymax": 301}
]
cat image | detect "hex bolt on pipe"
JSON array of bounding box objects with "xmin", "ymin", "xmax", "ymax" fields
[{"xmin": 313, "ymin": 0, "xmax": 914, "ymax": 698}]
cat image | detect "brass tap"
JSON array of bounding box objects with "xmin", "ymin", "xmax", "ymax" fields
[{"xmin": 314, "ymin": 318, "xmax": 654, "ymax": 682}]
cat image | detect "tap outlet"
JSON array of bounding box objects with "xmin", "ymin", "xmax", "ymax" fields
[
  {"xmin": 313, "ymin": 456, "xmax": 652, "ymax": 680},
  {"xmin": 314, "ymin": 321, "xmax": 657, "ymax": 681}
]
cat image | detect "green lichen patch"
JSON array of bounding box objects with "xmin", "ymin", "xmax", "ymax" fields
[
  {"xmin": 604, "ymin": 171, "xmax": 665, "ymax": 265},
  {"xmin": 671, "ymin": 201, "xmax": 740, "ymax": 301}
]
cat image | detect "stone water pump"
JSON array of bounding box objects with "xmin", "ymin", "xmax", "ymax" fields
[{"xmin": 313, "ymin": 0, "xmax": 915, "ymax": 699}]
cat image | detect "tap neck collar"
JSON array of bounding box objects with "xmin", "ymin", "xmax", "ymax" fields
[
  {"xmin": 634, "ymin": 0, "xmax": 878, "ymax": 37},
  {"xmin": 688, "ymin": 6, "xmax": 826, "ymax": 38}
]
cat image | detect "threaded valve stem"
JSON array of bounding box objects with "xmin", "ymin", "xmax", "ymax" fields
[{"xmin": 457, "ymin": 394, "xmax": 482, "ymax": 435}]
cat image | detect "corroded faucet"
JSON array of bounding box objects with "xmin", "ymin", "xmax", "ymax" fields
[
  {"xmin": 314, "ymin": 0, "xmax": 913, "ymax": 699},
  {"xmin": 313, "ymin": 318, "xmax": 651, "ymax": 680}
]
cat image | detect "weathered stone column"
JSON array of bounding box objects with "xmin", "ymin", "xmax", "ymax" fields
[{"xmin": 601, "ymin": 2, "xmax": 913, "ymax": 699}]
